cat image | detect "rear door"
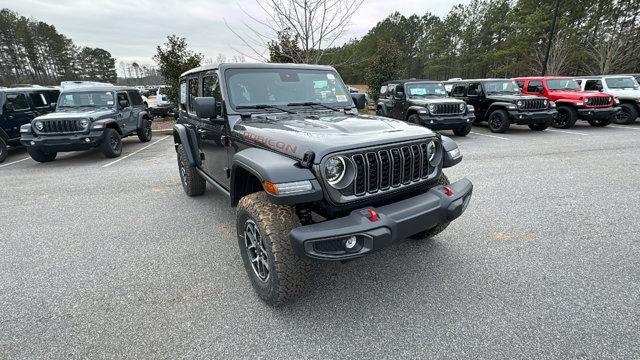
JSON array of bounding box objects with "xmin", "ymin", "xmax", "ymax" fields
[
  {"xmin": 127, "ymin": 90, "xmax": 146, "ymax": 128},
  {"xmin": 3, "ymin": 92, "xmax": 35, "ymax": 140},
  {"xmin": 116, "ymin": 91, "xmax": 134, "ymax": 134}
]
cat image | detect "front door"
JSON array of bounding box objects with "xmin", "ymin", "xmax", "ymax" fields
[
  {"xmin": 3, "ymin": 92, "xmax": 35, "ymax": 140},
  {"xmin": 116, "ymin": 92, "xmax": 134, "ymax": 133},
  {"xmin": 198, "ymin": 73, "xmax": 230, "ymax": 189},
  {"xmin": 391, "ymin": 84, "xmax": 405, "ymax": 119}
]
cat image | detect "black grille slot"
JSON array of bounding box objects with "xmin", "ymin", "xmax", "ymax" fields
[
  {"xmin": 379, "ymin": 150, "xmax": 391, "ymax": 190},
  {"xmin": 420, "ymin": 143, "xmax": 429, "ymax": 178},
  {"xmin": 588, "ymin": 97, "xmax": 610, "ymax": 107},
  {"xmin": 352, "ymin": 154, "xmax": 366, "ymax": 195},
  {"xmin": 365, "ymin": 152, "xmax": 378, "ymax": 193},
  {"xmin": 411, "ymin": 145, "xmax": 421, "ymax": 181},
  {"xmin": 433, "ymin": 103, "xmax": 464, "ymax": 115},
  {"xmin": 39, "ymin": 119, "xmax": 83, "ymax": 134},
  {"xmin": 390, "ymin": 149, "xmax": 402, "ymax": 187},
  {"xmin": 401, "ymin": 147, "xmax": 411, "ymax": 184},
  {"xmin": 521, "ymin": 99, "xmax": 546, "ymax": 110}
]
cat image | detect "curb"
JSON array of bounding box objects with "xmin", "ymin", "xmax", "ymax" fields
[{"xmin": 152, "ymin": 129, "xmax": 173, "ymax": 135}]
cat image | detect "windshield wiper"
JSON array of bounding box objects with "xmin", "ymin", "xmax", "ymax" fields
[
  {"xmin": 286, "ymin": 102, "xmax": 342, "ymax": 111},
  {"xmin": 236, "ymin": 104, "xmax": 296, "ymax": 114}
]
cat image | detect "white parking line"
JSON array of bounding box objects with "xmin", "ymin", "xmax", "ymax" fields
[
  {"xmin": 609, "ymin": 125, "xmax": 640, "ymax": 130},
  {"xmin": 102, "ymin": 136, "xmax": 170, "ymax": 168},
  {"xmin": 470, "ymin": 132, "xmax": 511, "ymax": 140},
  {"xmin": 547, "ymin": 129, "xmax": 590, "ymax": 136},
  {"xmin": 0, "ymin": 157, "xmax": 31, "ymax": 168}
]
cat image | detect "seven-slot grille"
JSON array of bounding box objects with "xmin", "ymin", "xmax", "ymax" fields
[
  {"xmin": 350, "ymin": 141, "xmax": 434, "ymax": 196},
  {"xmin": 433, "ymin": 103, "xmax": 464, "ymax": 115},
  {"xmin": 39, "ymin": 119, "xmax": 84, "ymax": 133},
  {"xmin": 586, "ymin": 97, "xmax": 611, "ymax": 107},
  {"xmin": 520, "ymin": 99, "xmax": 547, "ymax": 110}
]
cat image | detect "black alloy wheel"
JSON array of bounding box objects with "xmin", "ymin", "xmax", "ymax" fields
[{"xmin": 244, "ymin": 219, "xmax": 270, "ymax": 282}]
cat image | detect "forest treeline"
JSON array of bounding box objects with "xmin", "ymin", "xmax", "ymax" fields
[{"xmin": 0, "ymin": 8, "xmax": 117, "ymax": 87}]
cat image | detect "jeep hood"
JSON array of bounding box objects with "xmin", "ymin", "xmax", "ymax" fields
[
  {"xmin": 605, "ymin": 88, "xmax": 640, "ymax": 99},
  {"xmin": 487, "ymin": 94, "xmax": 543, "ymax": 102},
  {"xmin": 34, "ymin": 108, "xmax": 117, "ymax": 121},
  {"xmin": 408, "ymin": 97, "xmax": 464, "ymax": 105},
  {"xmin": 232, "ymin": 112, "xmax": 437, "ymax": 161},
  {"xmin": 548, "ymin": 90, "xmax": 611, "ymax": 99}
]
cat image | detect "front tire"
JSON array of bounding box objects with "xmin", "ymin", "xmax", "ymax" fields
[
  {"xmin": 487, "ymin": 109, "xmax": 510, "ymax": 133},
  {"xmin": 0, "ymin": 137, "xmax": 7, "ymax": 163},
  {"xmin": 410, "ymin": 174, "xmax": 451, "ymax": 240},
  {"xmin": 407, "ymin": 114, "xmax": 421, "ymax": 125},
  {"xmin": 528, "ymin": 122, "xmax": 549, "ymax": 131},
  {"xmin": 553, "ymin": 106, "xmax": 577, "ymax": 129},
  {"xmin": 100, "ymin": 128, "xmax": 122, "ymax": 158},
  {"xmin": 453, "ymin": 124, "xmax": 471, "ymax": 136},
  {"xmin": 614, "ymin": 103, "xmax": 638, "ymax": 125},
  {"xmin": 137, "ymin": 118, "xmax": 153, "ymax": 142},
  {"xmin": 176, "ymin": 144, "xmax": 206, "ymax": 196},
  {"xmin": 237, "ymin": 192, "xmax": 311, "ymax": 305},
  {"xmin": 27, "ymin": 147, "xmax": 57, "ymax": 163}
]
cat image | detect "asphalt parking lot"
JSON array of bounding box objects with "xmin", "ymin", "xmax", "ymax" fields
[{"xmin": 1, "ymin": 121, "xmax": 639, "ymax": 359}]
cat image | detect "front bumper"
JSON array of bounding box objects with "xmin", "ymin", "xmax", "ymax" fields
[
  {"xmin": 418, "ymin": 114, "xmax": 475, "ymax": 130},
  {"xmin": 20, "ymin": 131, "xmax": 105, "ymax": 152},
  {"xmin": 577, "ymin": 107, "xmax": 619, "ymax": 120},
  {"xmin": 290, "ymin": 178, "xmax": 473, "ymax": 260},
  {"xmin": 507, "ymin": 109, "xmax": 557, "ymax": 124}
]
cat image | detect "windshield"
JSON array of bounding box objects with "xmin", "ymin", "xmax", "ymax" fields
[
  {"xmin": 225, "ymin": 68, "xmax": 351, "ymax": 111},
  {"xmin": 483, "ymin": 80, "xmax": 521, "ymax": 94},
  {"xmin": 58, "ymin": 91, "xmax": 115, "ymax": 108},
  {"xmin": 547, "ymin": 79, "xmax": 580, "ymax": 90},
  {"xmin": 405, "ymin": 82, "xmax": 447, "ymax": 97},
  {"xmin": 605, "ymin": 77, "xmax": 639, "ymax": 89}
]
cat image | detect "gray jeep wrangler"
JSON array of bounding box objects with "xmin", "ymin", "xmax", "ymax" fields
[{"xmin": 174, "ymin": 63, "xmax": 473, "ymax": 305}]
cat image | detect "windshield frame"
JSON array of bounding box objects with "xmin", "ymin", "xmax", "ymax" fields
[
  {"xmin": 223, "ymin": 67, "xmax": 353, "ymax": 113},
  {"xmin": 546, "ymin": 78, "xmax": 580, "ymax": 91},
  {"xmin": 481, "ymin": 80, "xmax": 522, "ymax": 94},
  {"xmin": 404, "ymin": 81, "xmax": 448, "ymax": 98},
  {"xmin": 56, "ymin": 90, "xmax": 117, "ymax": 110},
  {"xmin": 604, "ymin": 77, "xmax": 639, "ymax": 89}
]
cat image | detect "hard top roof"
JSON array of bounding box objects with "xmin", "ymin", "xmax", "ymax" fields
[
  {"xmin": 512, "ymin": 76, "xmax": 574, "ymax": 80},
  {"xmin": 61, "ymin": 86, "xmax": 137, "ymax": 93},
  {"xmin": 574, "ymin": 74, "xmax": 637, "ymax": 79},
  {"xmin": 381, "ymin": 79, "xmax": 439, "ymax": 85},
  {"xmin": 448, "ymin": 78, "xmax": 514, "ymax": 83},
  {"xmin": 0, "ymin": 86, "xmax": 59, "ymax": 92},
  {"xmin": 180, "ymin": 62, "xmax": 337, "ymax": 78}
]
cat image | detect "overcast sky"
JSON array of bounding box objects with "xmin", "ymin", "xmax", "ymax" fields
[{"xmin": 5, "ymin": 0, "xmax": 469, "ymax": 66}]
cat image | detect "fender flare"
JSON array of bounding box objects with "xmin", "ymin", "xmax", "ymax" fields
[
  {"xmin": 405, "ymin": 105, "xmax": 426, "ymax": 119},
  {"xmin": 231, "ymin": 147, "xmax": 322, "ymax": 205},
  {"xmin": 173, "ymin": 123, "xmax": 201, "ymax": 167},
  {"xmin": 486, "ymin": 102, "xmax": 514, "ymax": 115},
  {"xmin": 137, "ymin": 111, "xmax": 150, "ymax": 130},
  {"xmin": 554, "ymin": 99, "xmax": 578, "ymax": 108}
]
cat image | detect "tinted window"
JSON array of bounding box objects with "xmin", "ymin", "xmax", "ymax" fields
[
  {"xmin": 467, "ymin": 83, "xmax": 481, "ymax": 96},
  {"xmin": 179, "ymin": 81, "xmax": 187, "ymax": 110},
  {"xmin": 527, "ymin": 80, "xmax": 543, "ymax": 93},
  {"xmin": 30, "ymin": 92, "xmax": 49, "ymax": 108},
  {"xmin": 203, "ymin": 75, "xmax": 221, "ymax": 99},
  {"xmin": 6, "ymin": 93, "xmax": 30, "ymax": 111},
  {"xmin": 451, "ymin": 84, "xmax": 466, "ymax": 97},
  {"xmin": 386, "ymin": 84, "xmax": 397, "ymax": 98},
  {"xmin": 117, "ymin": 92, "xmax": 130, "ymax": 107},
  {"xmin": 483, "ymin": 80, "xmax": 520, "ymax": 94},
  {"xmin": 128, "ymin": 90, "xmax": 144, "ymax": 106},
  {"xmin": 515, "ymin": 80, "xmax": 525, "ymax": 89},
  {"xmin": 188, "ymin": 77, "xmax": 199, "ymax": 113},
  {"xmin": 584, "ymin": 80, "xmax": 602, "ymax": 91},
  {"xmin": 547, "ymin": 79, "xmax": 580, "ymax": 90}
]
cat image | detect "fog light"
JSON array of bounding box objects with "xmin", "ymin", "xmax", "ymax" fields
[
  {"xmin": 85, "ymin": 138, "xmax": 91, "ymax": 143},
  {"xmin": 344, "ymin": 236, "xmax": 357, "ymax": 249},
  {"xmin": 30, "ymin": 141, "xmax": 35, "ymax": 145}
]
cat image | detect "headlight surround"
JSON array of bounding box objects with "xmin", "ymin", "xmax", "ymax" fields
[
  {"xmin": 459, "ymin": 103, "xmax": 465, "ymax": 112},
  {"xmin": 585, "ymin": 98, "xmax": 591, "ymax": 104},
  {"xmin": 516, "ymin": 100, "xmax": 523, "ymax": 108},
  {"xmin": 34, "ymin": 120, "xmax": 44, "ymax": 131},
  {"xmin": 324, "ymin": 155, "xmax": 354, "ymax": 189},
  {"xmin": 426, "ymin": 140, "xmax": 437, "ymax": 164},
  {"xmin": 543, "ymin": 99, "xmax": 548, "ymax": 107},
  {"xmin": 80, "ymin": 119, "xmax": 89, "ymax": 128},
  {"xmin": 428, "ymin": 104, "xmax": 435, "ymax": 113}
]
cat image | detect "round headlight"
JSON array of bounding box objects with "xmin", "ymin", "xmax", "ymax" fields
[
  {"xmin": 516, "ymin": 100, "xmax": 523, "ymax": 107},
  {"xmin": 325, "ymin": 156, "xmax": 346, "ymax": 186},
  {"xmin": 80, "ymin": 119, "xmax": 89, "ymax": 127},
  {"xmin": 34, "ymin": 121, "xmax": 44, "ymax": 131},
  {"xmin": 585, "ymin": 98, "xmax": 591, "ymax": 104},
  {"xmin": 608, "ymin": 97, "xmax": 612, "ymax": 102},
  {"xmin": 543, "ymin": 99, "xmax": 548, "ymax": 106},
  {"xmin": 459, "ymin": 103, "xmax": 465, "ymax": 111},
  {"xmin": 426, "ymin": 141, "xmax": 437, "ymax": 163},
  {"xmin": 428, "ymin": 104, "xmax": 435, "ymax": 112}
]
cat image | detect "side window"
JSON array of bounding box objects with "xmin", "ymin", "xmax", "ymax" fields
[
  {"xmin": 48, "ymin": 90, "xmax": 60, "ymax": 106},
  {"xmin": 527, "ymin": 80, "xmax": 543, "ymax": 93},
  {"xmin": 117, "ymin": 92, "xmax": 130, "ymax": 108},
  {"xmin": 128, "ymin": 91, "xmax": 143, "ymax": 106},
  {"xmin": 30, "ymin": 92, "xmax": 49, "ymax": 108},
  {"xmin": 188, "ymin": 77, "xmax": 199, "ymax": 114},
  {"xmin": 202, "ymin": 74, "xmax": 223, "ymax": 118},
  {"xmin": 585, "ymin": 80, "xmax": 602, "ymax": 91},
  {"xmin": 515, "ymin": 81, "xmax": 525, "ymax": 90},
  {"xmin": 386, "ymin": 84, "xmax": 396, "ymax": 98},
  {"xmin": 379, "ymin": 85, "xmax": 387, "ymax": 97},
  {"xmin": 5, "ymin": 93, "xmax": 30, "ymax": 111},
  {"xmin": 467, "ymin": 83, "xmax": 481, "ymax": 96},
  {"xmin": 394, "ymin": 84, "xmax": 405, "ymax": 98},
  {"xmin": 451, "ymin": 84, "xmax": 466, "ymax": 97},
  {"xmin": 179, "ymin": 81, "xmax": 187, "ymax": 111}
]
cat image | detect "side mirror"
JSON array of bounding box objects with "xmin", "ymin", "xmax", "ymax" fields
[
  {"xmin": 351, "ymin": 93, "xmax": 366, "ymax": 110},
  {"xmin": 441, "ymin": 136, "xmax": 462, "ymax": 168},
  {"xmin": 395, "ymin": 91, "xmax": 404, "ymax": 99},
  {"xmin": 194, "ymin": 97, "xmax": 223, "ymax": 122}
]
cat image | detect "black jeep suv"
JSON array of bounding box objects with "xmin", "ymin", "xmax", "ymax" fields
[
  {"xmin": 447, "ymin": 79, "xmax": 557, "ymax": 133},
  {"xmin": 377, "ymin": 80, "xmax": 475, "ymax": 136},
  {"xmin": 20, "ymin": 86, "xmax": 153, "ymax": 162},
  {"xmin": 0, "ymin": 87, "xmax": 59, "ymax": 162},
  {"xmin": 174, "ymin": 63, "xmax": 473, "ymax": 305}
]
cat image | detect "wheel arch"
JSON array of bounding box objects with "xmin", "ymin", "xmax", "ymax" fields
[{"xmin": 173, "ymin": 123, "xmax": 201, "ymax": 167}]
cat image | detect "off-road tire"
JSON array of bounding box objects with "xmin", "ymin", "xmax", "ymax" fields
[
  {"xmin": 614, "ymin": 103, "xmax": 638, "ymax": 125},
  {"xmin": 553, "ymin": 105, "xmax": 577, "ymax": 129},
  {"xmin": 588, "ymin": 117, "xmax": 612, "ymax": 127},
  {"xmin": 27, "ymin": 147, "xmax": 57, "ymax": 163},
  {"xmin": 137, "ymin": 118, "xmax": 153, "ymax": 142},
  {"xmin": 487, "ymin": 109, "xmax": 510, "ymax": 133},
  {"xmin": 0, "ymin": 137, "xmax": 8, "ymax": 163},
  {"xmin": 237, "ymin": 192, "xmax": 311, "ymax": 306},
  {"xmin": 410, "ymin": 173, "xmax": 451, "ymax": 240},
  {"xmin": 100, "ymin": 128, "xmax": 122, "ymax": 158},
  {"xmin": 376, "ymin": 107, "xmax": 384, "ymax": 116},
  {"xmin": 528, "ymin": 122, "xmax": 549, "ymax": 131},
  {"xmin": 453, "ymin": 124, "xmax": 471, "ymax": 136},
  {"xmin": 407, "ymin": 114, "xmax": 421, "ymax": 125},
  {"xmin": 177, "ymin": 144, "xmax": 206, "ymax": 196}
]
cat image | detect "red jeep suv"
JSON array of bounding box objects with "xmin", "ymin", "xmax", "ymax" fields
[{"xmin": 514, "ymin": 77, "xmax": 620, "ymax": 129}]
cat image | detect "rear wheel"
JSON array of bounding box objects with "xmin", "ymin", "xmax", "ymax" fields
[
  {"xmin": 376, "ymin": 107, "xmax": 383, "ymax": 116},
  {"xmin": 410, "ymin": 174, "xmax": 451, "ymax": 240},
  {"xmin": 614, "ymin": 103, "xmax": 638, "ymax": 125},
  {"xmin": 137, "ymin": 118, "xmax": 153, "ymax": 142},
  {"xmin": 453, "ymin": 124, "xmax": 471, "ymax": 136},
  {"xmin": 553, "ymin": 105, "xmax": 577, "ymax": 129},
  {"xmin": 27, "ymin": 147, "xmax": 57, "ymax": 163},
  {"xmin": 487, "ymin": 109, "xmax": 510, "ymax": 133},
  {"xmin": 100, "ymin": 128, "xmax": 122, "ymax": 158},
  {"xmin": 237, "ymin": 192, "xmax": 311, "ymax": 305},
  {"xmin": 0, "ymin": 137, "xmax": 7, "ymax": 163},
  {"xmin": 177, "ymin": 144, "xmax": 206, "ymax": 196},
  {"xmin": 528, "ymin": 122, "xmax": 549, "ymax": 131}
]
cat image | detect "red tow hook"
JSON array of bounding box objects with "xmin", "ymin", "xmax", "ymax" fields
[
  {"xmin": 367, "ymin": 209, "xmax": 379, "ymax": 222},
  {"xmin": 443, "ymin": 185, "xmax": 453, "ymax": 197}
]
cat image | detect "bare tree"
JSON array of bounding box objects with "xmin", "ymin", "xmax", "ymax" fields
[
  {"xmin": 587, "ymin": 35, "xmax": 630, "ymax": 74},
  {"xmin": 531, "ymin": 32, "xmax": 571, "ymax": 76},
  {"xmin": 226, "ymin": 0, "xmax": 364, "ymax": 63}
]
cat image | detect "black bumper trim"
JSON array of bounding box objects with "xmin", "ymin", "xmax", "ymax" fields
[
  {"xmin": 507, "ymin": 109, "xmax": 556, "ymax": 124},
  {"xmin": 20, "ymin": 131, "xmax": 106, "ymax": 152},
  {"xmin": 289, "ymin": 177, "xmax": 473, "ymax": 260},
  {"xmin": 418, "ymin": 115, "xmax": 475, "ymax": 130},
  {"xmin": 577, "ymin": 107, "xmax": 619, "ymax": 120}
]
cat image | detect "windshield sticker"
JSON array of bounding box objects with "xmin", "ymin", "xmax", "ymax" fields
[
  {"xmin": 410, "ymin": 88, "xmax": 427, "ymax": 95},
  {"xmin": 326, "ymin": 74, "xmax": 335, "ymax": 80},
  {"xmin": 336, "ymin": 94, "xmax": 347, "ymax": 102},
  {"xmin": 107, "ymin": 101, "xmax": 114, "ymax": 105}
]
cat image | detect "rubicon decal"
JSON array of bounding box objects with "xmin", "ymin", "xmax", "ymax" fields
[{"xmin": 241, "ymin": 132, "xmax": 298, "ymax": 155}]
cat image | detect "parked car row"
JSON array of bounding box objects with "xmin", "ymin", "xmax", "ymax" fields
[{"xmin": 377, "ymin": 74, "xmax": 639, "ymax": 135}]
